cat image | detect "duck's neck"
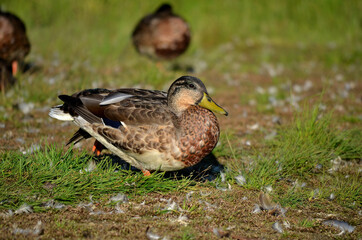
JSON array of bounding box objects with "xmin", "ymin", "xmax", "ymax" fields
[{"xmin": 168, "ymin": 89, "xmax": 199, "ymax": 117}]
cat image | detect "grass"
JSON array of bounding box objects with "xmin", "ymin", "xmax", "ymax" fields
[
  {"xmin": 299, "ymin": 218, "xmax": 317, "ymax": 228},
  {"xmin": 1, "ymin": 103, "xmax": 359, "ymax": 228},
  {"xmin": 272, "ymin": 105, "xmax": 361, "ymax": 177},
  {"xmin": 0, "ymin": 146, "xmax": 192, "ymax": 210},
  {"xmin": 220, "ymin": 103, "xmax": 361, "ymax": 208}
]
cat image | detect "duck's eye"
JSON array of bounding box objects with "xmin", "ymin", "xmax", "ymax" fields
[{"xmin": 188, "ymin": 83, "xmax": 195, "ymax": 89}]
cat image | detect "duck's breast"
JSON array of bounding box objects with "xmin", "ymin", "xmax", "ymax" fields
[{"xmin": 177, "ymin": 106, "xmax": 220, "ymax": 167}]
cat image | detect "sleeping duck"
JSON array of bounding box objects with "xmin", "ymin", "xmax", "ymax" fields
[
  {"xmin": 132, "ymin": 3, "xmax": 191, "ymax": 60},
  {"xmin": 0, "ymin": 10, "xmax": 30, "ymax": 76},
  {"xmin": 49, "ymin": 76, "xmax": 227, "ymax": 174}
]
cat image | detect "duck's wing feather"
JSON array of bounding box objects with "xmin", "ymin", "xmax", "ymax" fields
[
  {"xmin": 69, "ymin": 88, "xmax": 172, "ymax": 125},
  {"xmin": 58, "ymin": 94, "xmax": 102, "ymax": 124},
  {"xmin": 58, "ymin": 89, "xmax": 175, "ymax": 154},
  {"xmin": 56, "ymin": 88, "xmax": 175, "ymax": 146},
  {"xmin": 59, "ymin": 88, "xmax": 173, "ymax": 125}
]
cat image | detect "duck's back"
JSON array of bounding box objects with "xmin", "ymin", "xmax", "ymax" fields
[
  {"xmin": 151, "ymin": 16, "xmax": 190, "ymax": 59},
  {"xmin": 132, "ymin": 6, "xmax": 190, "ymax": 60}
]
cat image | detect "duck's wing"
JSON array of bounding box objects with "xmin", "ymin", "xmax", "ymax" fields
[
  {"xmin": 72, "ymin": 88, "xmax": 171, "ymax": 125},
  {"xmin": 50, "ymin": 88, "xmax": 175, "ymax": 145}
]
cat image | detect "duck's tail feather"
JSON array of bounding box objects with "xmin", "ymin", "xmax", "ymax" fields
[
  {"xmin": 49, "ymin": 105, "xmax": 74, "ymax": 121},
  {"xmin": 58, "ymin": 95, "xmax": 102, "ymax": 124}
]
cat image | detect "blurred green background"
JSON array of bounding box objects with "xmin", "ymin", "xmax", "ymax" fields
[{"xmin": 0, "ymin": 0, "xmax": 361, "ymax": 104}]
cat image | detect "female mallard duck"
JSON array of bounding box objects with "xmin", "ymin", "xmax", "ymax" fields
[
  {"xmin": 132, "ymin": 3, "xmax": 191, "ymax": 60},
  {"xmin": 0, "ymin": 10, "xmax": 30, "ymax": 76},
  {"xmin": 49, "ymin": 76, "xmax": 227, "ymax": 173}
]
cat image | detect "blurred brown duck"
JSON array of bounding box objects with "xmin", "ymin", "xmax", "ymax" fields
[
  {"xmin": 0, "ymin": 10, "xmax": 30, "ymax": 91},
  {"xmin": 132, "ymin": 3, "xmax": 191, "ymax": 60},
  {"xmin": 49, "ymin": 76, "xmax": 227, "ymax": 174}
]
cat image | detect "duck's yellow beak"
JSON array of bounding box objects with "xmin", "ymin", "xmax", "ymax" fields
[{"xmin": 198, "ymin": 93, "xmax": 228, "ymax": 116}]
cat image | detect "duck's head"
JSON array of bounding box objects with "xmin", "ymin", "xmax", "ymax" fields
[{"xmin": 168, "ymin": 76, "xmax": 228, "ymax": 116}]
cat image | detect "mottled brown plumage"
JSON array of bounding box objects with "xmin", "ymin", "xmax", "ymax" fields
[
  {"xmin": 49, "ymin": 76, "xmax": 227, "ymax": 172},
  {"xmin": 0, "ymin": 10, "xmax": 30, "ymax": 91},
  {"xmin": 132, "ymin": 3, "xmax": 190, "ymax": 60}
]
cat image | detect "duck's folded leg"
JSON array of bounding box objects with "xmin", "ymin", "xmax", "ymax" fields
[
  {"xmin": 92, "ymin": 140, "xmax": 104, "ymax": 156},
  {"xmin": 12, "ymin": 61, "xmax": 18, "ymax": 75}
]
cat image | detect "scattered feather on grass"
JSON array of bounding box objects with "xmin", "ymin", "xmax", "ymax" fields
[
  {"xmin": 216, "ymin": 183, "xmax": 232, "ymax": 191},
  {"xmin": 22, "ymin": 144, "xmax": 41, "ymax": 155},
  {"xmin": 0, "ymin": 210, "xmax": 14, "ymax": 218},
  {"xmin": 163, "ymin": 199, "xmax": 179, "ymax": 212},
  {"xmin": 258, "ymin": 193, "xmax": 287, "ymax": 216},
  {"xmin": 89, "ymin": 210, "xmax": 108, "ymax": 215},
  {"xmin": 113, "ymin": 202, "xmax": 125, "ymax": 214},
  {"xmin": 199, "ymin": 191, "xmax": 211, "ymax": 197},
  {"xmin": 220, "ymin": 171, "xmax": 226, "ymax": 183},
  {"xmin": 18, "ymin": 102, "xmax": 35, "ymax": 115},
  {"xmin": 15, "ymin": 203, "xmax": 33, "ymax": 214},
  {"xmin": 13, "ymin": 221, "xmax": 43, "ymax": 236},
  {"xmin": 259, "ymin": 193, "xmax": 277, "ymax": 210},
  {"xmin": 283, "ymin": 220, "xmax": 291, "ymax": 229},
  {"xmin": 315, "ymin": 164, "xmax": 323, "ymax": 170},
  {"xmin": 272, "ymin": 221, "xmax": 284, "ymax": 233},
  {"xmin": 146, "ymin": 227, "xmax": 161, "ymax": 240},
  {"xmin": 293, "ymin": 179, "xmax": 307, "ymax": 188},
  {"xmin": 265, "ymin": 130, "xmax": 277, "ymax": 140},
  {"xmin": 329, "ymin": 193, "xmax": 336, "ymax": 200},
  {"xmin": 323, "ymin": 220, "xmax": 355, "ymax": 235},
  {"xmin": 212, "ymin": 227, "xmax": 230, "ymax": 238},
  {"xmin": 328, "ymin": 156, "xmax": 342, "ymax": 173},
  {"xmin": 199, "ymin": 200, "xmax": 217, "ymax": 210},
  {"xmin": 77, "ymin": 198, "xmax": 94, "ymax": 212},
  {"xmin": 185, "ymin": 191, "xmax": 194, "ymax": 201},
  {"xmin": 43, "ymin": 200, "xmax": 66, "ymax": 209},
  {"xmin": 264, "ymin": 185, "xmax": 273, "ymax": 193},
  {"xmin": 235, "ymin": 174, "xmax": 246, "ymax": 185},
  {"xmin": 80, "ymin": 159, "xmax": 97, "ymax": 173},
  {"xmin": 108, "ymin": 193, "xmax": 129, "ymax": 204},
  {"xmin": 172, "ymin": 214, "xmax": 189, "ymax": 226},
  {"xmin": 252, "ymin": 204, "xmax": 262, "ymax": 214}
]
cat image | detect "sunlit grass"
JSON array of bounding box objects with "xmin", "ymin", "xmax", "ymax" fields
[
  {"xmin": 0, "ymin": 146, "xmax": 192, "ymax": 210},
  {"xmin": 222, "ymin": 103, "xmax": 361, "ymax": 208},
  {"xmin": 2, "ymin": 103, "xmax": 358, "ymax": 210}
]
